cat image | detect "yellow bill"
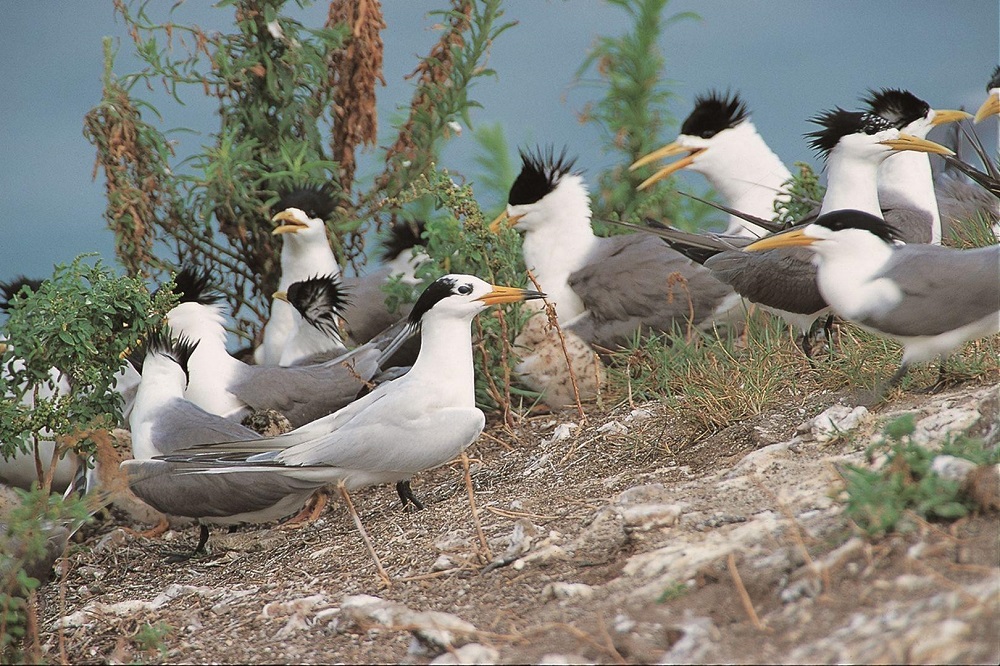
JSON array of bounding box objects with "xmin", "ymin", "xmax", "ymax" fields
[
  {"xmin": 974, "ymin": 94, "xmax": 1000, "ymax": 123},
  {"xmin": 930, "ymin": 109, "xmax": 972, "ymax": 126},
  {"xmin": 488, "ymin": 210, "xmax": 524, "ymax": 233},
  {"xmin": 272, "ymin": 210, "xmax": 306, "ymax": 235},
  {"xmin": 745, "ymin": 228, "xmax": 815, "ymax": 252},
  {"xmin": 878, "ymin": 133, "xmax": 954, "ymax": 155},
  {"xmin": 477, "ymin": 285, "xmax": 546, "ymax": 306}
]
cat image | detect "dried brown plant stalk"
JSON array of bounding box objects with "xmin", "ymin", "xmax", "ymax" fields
[{"xmin": 326, "ymin": 0, "xmax": 386, "ymax": 192}]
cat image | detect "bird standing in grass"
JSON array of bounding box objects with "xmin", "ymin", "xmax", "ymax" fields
[{"xmin": 746, "ymin": 209, "xmax": 1000, "ymax": 394}]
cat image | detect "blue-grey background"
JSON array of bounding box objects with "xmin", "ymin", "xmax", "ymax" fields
[{"xmin": 2, "ymin": 1, "xmax": 997, "ymax": 280}]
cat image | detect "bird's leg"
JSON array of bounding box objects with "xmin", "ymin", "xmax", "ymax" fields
[
  {"xmin": 163, "ymin": 524, "xmax": 210, "ymax": 563},
  {"xmin": 337, "ymin": 482, "xmax": 391, "ymax": 586},
  {"xmin": 279, "ymin": 488, "xmax": 330, "ymax": 528},
  {"xmin": 822, "ymin": 314, "xmax": 837, "ymax": 355},
  {"xmin": 122, "ymin": 515, "xmax": 170, "ymax": 540},
  {"xmin": 920, "ymin": 356, "xmax": 957, "ymax": 394},
  {"xmin": 396, "ymin": 480, "xmax": 425, "ymax": 512},
  {"xmin": 798, "ymin": 331, "xmax": 814, "ymax": 365}
]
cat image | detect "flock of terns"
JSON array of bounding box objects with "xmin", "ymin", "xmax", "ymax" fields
[{"xmin": 2, "ymin": 68, "xmax": 999, "ymax": 584}]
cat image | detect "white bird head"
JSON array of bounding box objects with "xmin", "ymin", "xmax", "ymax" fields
[
  {"xmin": 271, "ymin": 184, "xmax": 337, "ymax": 245},
  {"xmin": 808, "ymin": 109, "xmax": 954, "ymax": 166},
  {"xmin": 862, "ymin": 88, "xmax": 970, "ymax": 139},
  {"xmin": 631, "ymin": 90, "xmax": 753, "ymax": 188},
  {"xmin": 408, "ymin": 274, "xmax": 546, "ymax": 327},
  {"xmin": 490, "ymin": 147, "xmax": 589, "ymax": 234}
]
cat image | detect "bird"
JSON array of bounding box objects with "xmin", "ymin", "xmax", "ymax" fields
[
  {"xmin": 150, "ymin": 274, "xmax": 545, "ymax": 580},
  {"xmin": 973, "ymin": 65, "xmax": 1000, "ymax": 123},
  {"xmin": 341, "ymin": 220, "xmax": 428, "ymax": 348},
  {"xmin": 272, "ymin": 273, "xmax": 349, "ymax": 366},
  {"xmin": 166, "ymin": 266, "xmax": 411, "ymax": 428},
  {"xmin": 861, "ymin": 88, "xmax": 972, "ymax": 244},
  {"xmin": 255, "ymin": 184, "xmax": 341, "ymax": 366},
  {"xmin": 122, "ymin": 331, "xmax": 324, "ymax": 556},
  {"xmin": 629, "ymin": 90, "xmax": 790, "ymax": 237},
  {"xmin": 622, "ymin": 109, "xmax": 957, "ymax": 357},
  {"xmin": 492, "ymin": 146, "xmax": 737, "ymax": 367},
  {"xmin": 745, "ymin": 209, "xmax": 1000, "ymax": 393}
]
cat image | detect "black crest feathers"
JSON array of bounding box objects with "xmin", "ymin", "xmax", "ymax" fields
[
  {"xmin": 681, "ymin": 90, "xmax": 749, "ymax": 138},
  {"xmin": 170, "ymin": 265, "xmax": 222, "ymax": 305},
  {"xmin": 508, "ymin": 147, "xmax": 578, "ymax": 206},
  {"xmin": 815, "ymin": 209, "xmax": 903, "ymax": 244},
  {"xmin": 861, "ymin": 88, "xmax": 929, "ymax": 129},
  {"xmin": 380, "ymin": 220, "xmax": 427, "ymax": 263},
  {"xmin": 272, "ymin": 183, "xmax": 337, "ymax": 221},
  {"xmin": 806, "ymin": 108, "xmax": 894, "ymax": 157},
  {"xmin": 0, "ymin": 276, "xmax": 44, "ymax": 313}
]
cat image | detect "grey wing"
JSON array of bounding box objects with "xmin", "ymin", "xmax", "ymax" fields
[
  {"xmin": 884, "ymin": 207, "xmax": 934, "ymax": 244},
  {"xmin": 341, "ymin": 270, "xmax": 415, "ymax": 345},
  {"xmin": 123, "ymin": 459, "xmax": 319, "ymax": 520},
  {"xmin": 568, "ymin": 234, "xmax": 733, "ymax": 350},
  {"xmin": 864, "ymin": 244, "xmax": 1000, "ymax": 336},
  {"xmin": 704, "ymin": 247, "xmax": 827, "ymax": 315},
  {"xmin": 936, "ymin": 177, "xmax": 1000, "ymax": 232},
  {"xmin": 233, "ymin": 347, "xmax": 381, "ymax": 427},
  {"xmin": 151, "ymin": 400, "xmax": 261, "ymax": 454}
]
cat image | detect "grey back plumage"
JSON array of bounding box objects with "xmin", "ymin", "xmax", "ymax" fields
[
  {"xmin": 567, "ymin": 234, "xmax": 734, "ymax": 350},
  {"xmin": 860, "ymin": 244, "xmax": 1000, "ymax": 337},
  {"xmin": 705, "ymin": 247, "xmax": 827, "ymax": 315}
]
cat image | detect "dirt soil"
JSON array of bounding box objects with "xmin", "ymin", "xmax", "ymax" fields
[{"xmin": 35, "ymin": 381, "xmax": 1000, "ymax": 664}]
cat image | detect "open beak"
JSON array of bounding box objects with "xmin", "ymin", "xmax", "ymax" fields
[
  {"xmin": 974, "ymin": 93, "xmax": 1000, "ymax": 123},
  {"xmin": 878, "ymin": 133, "xmax": 954, "ymax": 155},
  {"xmin": 630, "ymin": 142, "xmax": 707, "ymax": 191},
  {"xmin": 744, "ymin": 228, "xmax": 815, "ymax": 252},
  {"xmin": 488, "ymin": 210, "xmax": 525, "ymax": 233},
  {"xmin": 272, "ymin": 290, "xmax": 289, "ymax": 303},
  {"xmin": 477, "ymin": 285, "xmax": 546, "ymax": 306},
  {"xmin": 272, "ymin": 210, "xmax": 306, "ymax": 235},
  {"xmin": 930, "ymin": 109, "xmax": 972, "ymax": 126}
]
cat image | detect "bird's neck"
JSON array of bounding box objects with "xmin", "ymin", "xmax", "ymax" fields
[
  {"xmin": 820, "ymin": 151, "xmax": 883, "ymax": 217},
  {"xmin": 408, "ymin": 315, "xmax": 477, "ymax": 408},
  {"xmin": 812, "ymin": 232, "xmax": 897, "ymax": 320},
  {"xmin": 694, "ymin": 124, "xmax": 791, "ymax": 237},
  {"xmin": 520, "ymin": 181, "xmax": 598, "ymax": 321},
  {"xmin": 878, "ymin": 152, "xmax": 941, "ymax": 243},
  {"xmin": 279, "ymin": 238, "xmax": 340, "ymax": 288},
  {"xmin": 279, "ymin": 319, "xmax": 344, "ymax": 366},
  {"xmin": 129, "ymin": 363, "xmax": 186, "ymax": 459}
]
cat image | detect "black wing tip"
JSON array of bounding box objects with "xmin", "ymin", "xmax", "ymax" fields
[{"xmin": 681, "ymin": 89, "xmax": 749, "ymax": 138}]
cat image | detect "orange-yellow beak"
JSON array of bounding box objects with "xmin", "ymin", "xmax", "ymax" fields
[
  {"xmin": 272, "ymin": 210, "xmax": 307, "ymax": 235},
  {"xmin": 476, "ymin": 285, "xmax": 546, "ymax": 306},
  {"xmin": 744, "ymin": 228, "xmax": 815, "ymax": 251},
  {"xmin": 974, "ymin": 93, "xmax": 1000, "ymax": 123},
  {"xmin": 488, "ymin": 210, "xmax": 525, "ymax": 233},
  {"xmin": 929, "ymin": 109, "xmax": 972, "ymax": 126},
  {"xmin": 630, "ymin": 141, "xmax": 706, "ymax": 191},
  {"xmin": 878, "ymin": 133, "xmax": 954, "ymax": 155}
]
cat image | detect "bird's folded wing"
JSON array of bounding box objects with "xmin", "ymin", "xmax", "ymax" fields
[
  {"xmin": 866, "ymin": 244, "xmax": 1000, "ymax": 336},
  {"xmin": 704, "ymin": 247, "xmax": 827, "ymax": 315}
]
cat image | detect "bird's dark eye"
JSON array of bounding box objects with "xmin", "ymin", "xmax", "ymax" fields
[
  {"xmin": 457, "ymin": 284, "xmax": 473, "ymax": 295},
  {"xmin": 701, "ymin": 129, "xmax": 715, "ymax": 139},
  {"xmin": 306, "ymin": 208, "xmax": 318, "ymax": 219}
]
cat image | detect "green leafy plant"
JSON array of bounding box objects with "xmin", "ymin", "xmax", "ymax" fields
[
  {"xmin": 1, "ymin": 488, "xmax": 94, "ymax": 662},
  {"xmin": 86, "ymin": 0, "xmax": 513, "ymax": 344},
  {"xmin": 773, "ymin": 161, "xmax": 824, "ymax": 227},
  {"xmin": 133, "ymin": 621, "xmax": 174, "ymax": 659},
  {"xmin": 0, "ymin": 256, "xmax": 174, "ymax": 490},
  {"xmin": 841, "ymin": 414, "xmax": 999, "ymax": 537}
]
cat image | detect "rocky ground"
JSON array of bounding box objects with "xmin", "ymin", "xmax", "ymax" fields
[{"xmin": 32, "ymin": 380, "xmax": 1000, "ymax": 664}]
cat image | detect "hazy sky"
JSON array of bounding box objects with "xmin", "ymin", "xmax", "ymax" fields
[{"xmin": 1, "ymin": 1, "xmax": 997, "ymax": 281}]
